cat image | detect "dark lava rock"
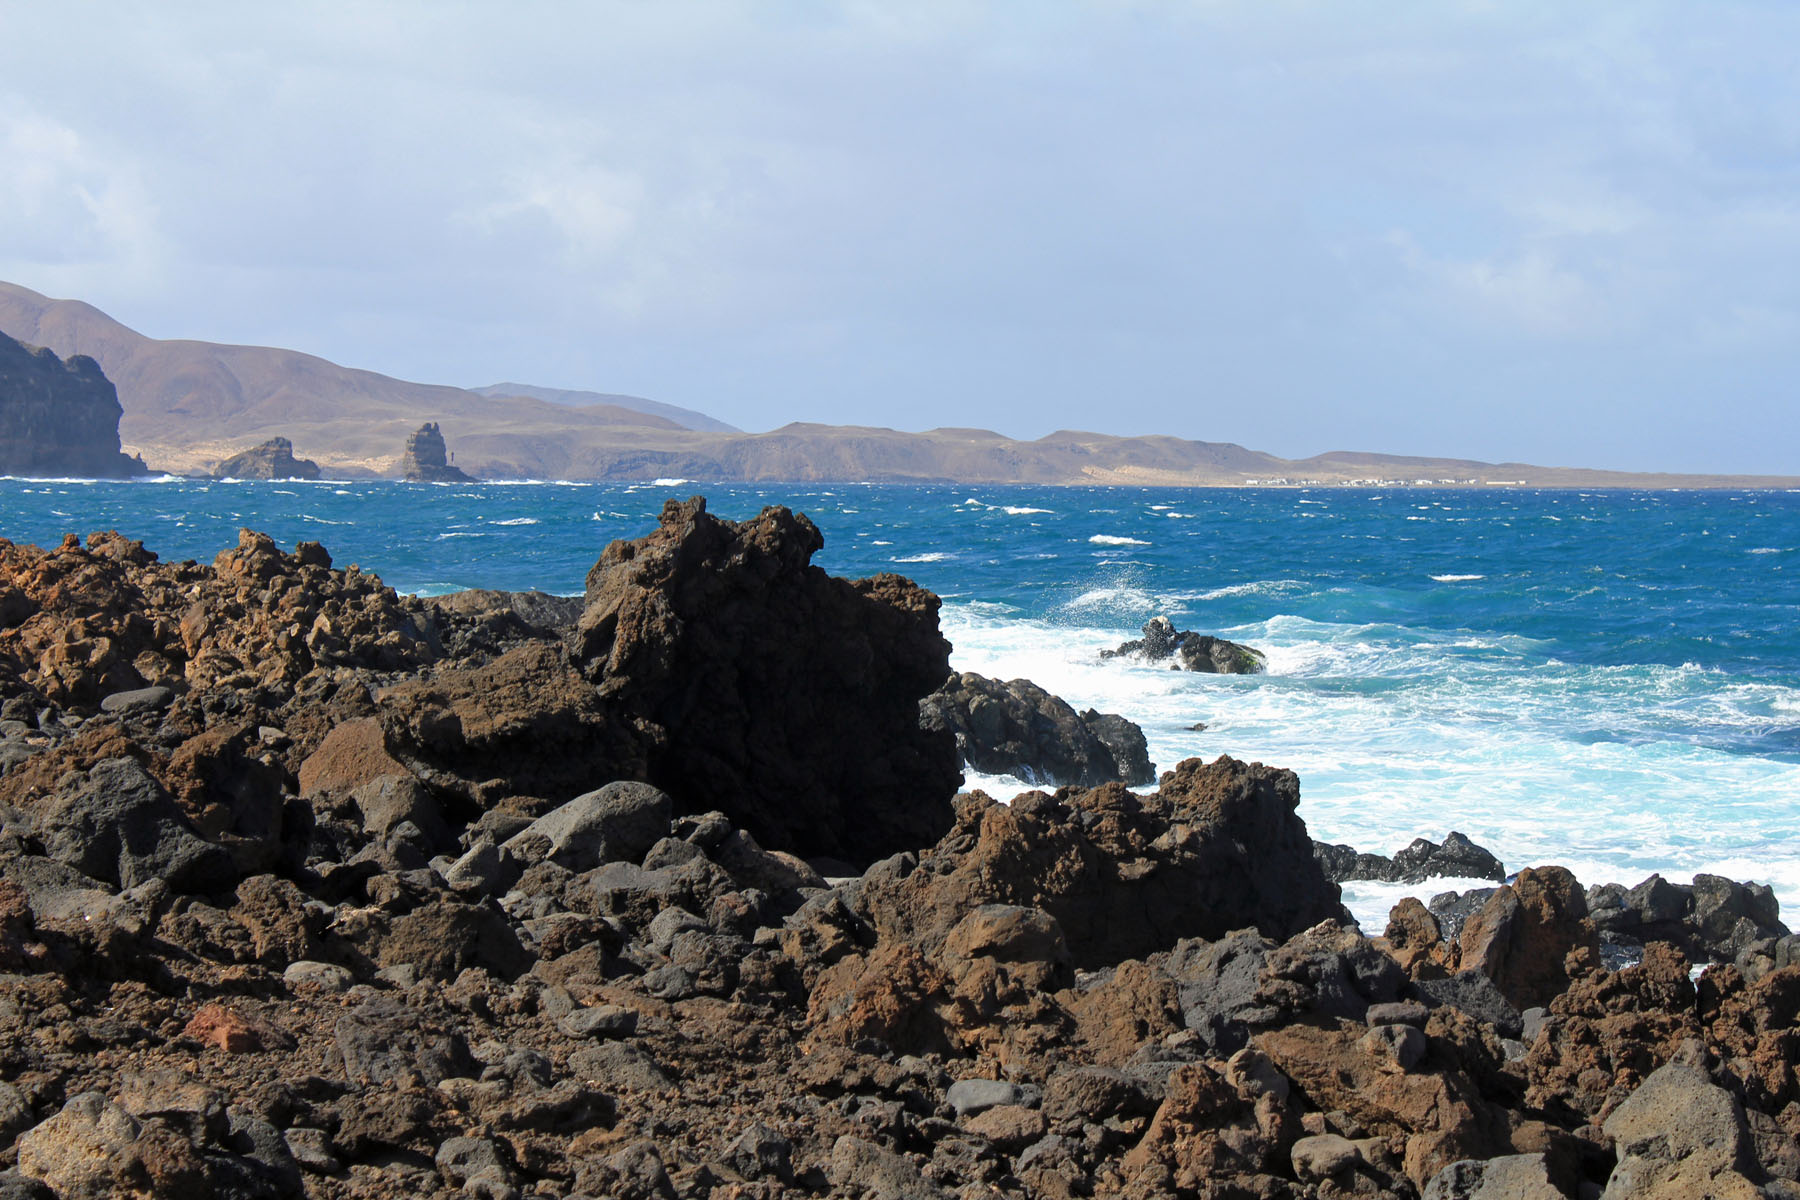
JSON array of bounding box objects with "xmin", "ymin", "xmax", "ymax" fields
[
  {"xmin": 919, "ymin": 671, "xmax": 1154, "ymax": 787},
  {"xmin": 0, "ymin": 332, "xmax": 147, "ymax": 478},
  {"xmin": 859, "ymin": 755, "xmax": 1346, "ymax": 969},
  {"xmin": 575, "ymin": 496, "xmax": 961, "ymax": 866},
  {"xmin": 26, "ymin": 757, "xmax": 233, "ymax": 892},
  {"xmin": 1314, "ymin": 831, "xmax": 1505, "ymax": 885},
  {"xmin": 399, "ymin": 422, "xmax": 473, "ymax": 483},
  {"xmin": 1101, "ymin": 616, "xmax": 1265, "ymax": 674},
  {"xmin": 211, "ymin": 436, "xmax": 321, "ymax": 481}
]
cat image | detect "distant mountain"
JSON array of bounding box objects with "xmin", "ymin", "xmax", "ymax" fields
[
  {"xmin": 0, "ymin": 282, "xmax": 709, "ymax": 476},
  {"xmin": 1, "ymin": 281, "xmax": 1793, "ymax": 488},
  {"xmin": 471, "ymin": 382, "xmax": 740, "ymax": 433}
]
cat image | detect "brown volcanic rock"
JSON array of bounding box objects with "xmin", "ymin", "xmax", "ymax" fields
[
  {"xmin": 859, "ymin": 756, "xmax": 1346, "ymax": 970},
  {"xmin": 1456, "ymin": 865, "xmax": 1601, "ymax": 1011},
  {"xmin": 0, "ymin": 330, "xmax": 145, "ymax": 478},
  {"xmin": 574, "ymin": 496, "xmax": 960, "ymax": 865}
]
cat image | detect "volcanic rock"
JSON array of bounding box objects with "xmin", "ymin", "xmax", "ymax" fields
[
  {"xmin": 1101, "ymin": 615, "xmax": 1265, "ymax": 674},
  {"xmin": 210, "ymin": 436, "xmax": 321, "ymax": 480},
  {"xmin": 574, "ymin": 496, "xmax": 960, "ymax": 865},
  {"xmin": 920, "ymin": 671, "xmax": 1155, "ymax": 787},
  {"xmin": 398, "ymin": 421, "xmax": 473, "ymax": 482},
  {"xmin": 1315, "ymin": 831, "xmax": 1506, "ymax": 886},
  {"xmin": 0, "ymin": 332, "xmax": 147, "ymax": 478},
  {"xmin": 858, "ymin": 756, "xmax": 1346, "ymax": 969}
]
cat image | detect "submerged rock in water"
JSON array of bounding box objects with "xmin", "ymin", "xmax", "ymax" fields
[
  {"xmin": 919, "ymin": 671, "xmax": 1155, "ymax": 788},
  {"xmin": 1101, "ymin": 615, "xmax": 1265, "ymax": 674},
  {"xmin": 1314, "ymin": 831, "xmax": 1506, "ymax": 885}
]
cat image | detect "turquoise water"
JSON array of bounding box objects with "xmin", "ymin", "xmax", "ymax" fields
[{"xmin": 3, "ymin": 478, "xmax": 1798, "ymax": 926}]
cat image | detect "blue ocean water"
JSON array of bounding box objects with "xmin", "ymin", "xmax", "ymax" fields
[{"xmin": 4, "ymin": 478, "xmax": 1798, "ymax": 928}]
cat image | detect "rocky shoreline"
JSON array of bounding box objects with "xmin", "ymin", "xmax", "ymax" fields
[{"xmin": 0, "ymin": 500, "xmax": 1793, "ymax": 1199}]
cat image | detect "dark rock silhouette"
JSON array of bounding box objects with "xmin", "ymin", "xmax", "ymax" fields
[
  {"xmin": 0, "ymin": 330, "xmax": 146, "ymax": 478},
  {"xmin": 575, "ymin": 496, "xmax": 961, "ymax": 865},
  {"xmin": 1102, "ymin": 615, "xmax": 1265, "ymax": 673},
  {"xmin": 920, "ymin": 671, "xmax": 1154, "ymax": 787},
  {"xmin": 399, "ymin": 421, "xmax": 473, "ymax": 482},
  {"xmin": 1314, "ymin": 830, "xmax": 1506, "ymax": 885},
  {"xmin": 211, "ymin": 436, "xmax": 321, "ymax": 480}
]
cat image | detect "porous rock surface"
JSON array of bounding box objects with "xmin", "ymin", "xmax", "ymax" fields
[{"xmin": 0, "ymin": 508, "xmax": 1795, "ymax": 1200}]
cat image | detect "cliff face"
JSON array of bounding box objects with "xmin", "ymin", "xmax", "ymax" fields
[
  {"xmin": 211, "ymin": 436, "xmax": 321, "ymax": 480},
  {"xmin": 399, "ymin": 421, "xmax": 473, "ymax": 482},
  {"xmin": 0, "ymin": 331, "xmax": 146, "ymax": 478}
]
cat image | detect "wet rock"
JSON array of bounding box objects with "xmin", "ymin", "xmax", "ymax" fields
[
  {"xmin": 1316, "ymin": 831, "xmax": 1505, "ymax": 885},
  {"xmin": 920, "ymin": 671, "xmax": 1155, "ymax": 787},
  {"xmin": 1101, "ymin": 616, "xmax": 1265, "ymax": 674}
]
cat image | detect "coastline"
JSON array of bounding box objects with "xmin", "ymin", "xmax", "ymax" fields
[{"xmin": 0, "ymin": 508, "xmax": 1792, "ymax": 1197}]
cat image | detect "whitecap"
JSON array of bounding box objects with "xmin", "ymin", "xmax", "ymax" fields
[
  {"xmin": 1748, "ymin": 547, "xmax": 1788, "ymax": 555},
  {"xmin": 893, "ymin": 552, "xmax": 953, "ymax": 563},
  {"xmin": 1003, "ymin": 506, "xmax": 1052, "ymax": 515},
  {"xmin": 1430, "ymin": 574, "xmax": 1486, "ymax": 582},
  {"xmin": 492, "ymin": 517, "xmax": 539, "ymax": 526},
  {"xmin": 1089, "ymin": 535, "xmax": 1149, "ymax": 546},
  {"xmin": 652, "ymin": 477, "xmax": 690, "ymax": 486}
]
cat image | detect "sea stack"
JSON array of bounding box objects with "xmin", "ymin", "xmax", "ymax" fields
[
  {"xmin": 211, "ymin": 436, "xmax": 321, "ymax": 480},
  {"xmin": 400, "ymin": 421, "xmax": 474, "ymax": 482},
  {"xmin": 0, "ymin": 330, "xmax": 148, "ymax": 478}
]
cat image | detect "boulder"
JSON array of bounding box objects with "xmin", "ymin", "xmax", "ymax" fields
[
  {"xmin": 27, "ymin": 757, "xmax": 232, "ymax": 892},
  {"xmin": 920, "ymin": 671, "xmax": 1155, "ymax": 787},
  {"xmin": 503, "ymin": 781, "xmax": 673, "ymax": 875},
  {"xmin": 574, "ymin": 496, "xmax": 961, "ymax": 865},
  {"xmin": 1101, "ymin": 616, "xmax": 1265, "ymax": 674},
  {"xmin": 1601, "ymin": 1063, "xmax": 1761, "ymax": 1198},
  {"xmin": 860, "ymin": 756, "xmax": 1346, "ymax": 969},
  {"xmin": 1456, "ymin": 867, "xmax": 1599, "ymax": 1011},
  {"xmin": 1422, "ymin": 1153, "xmax": 1564, "ymax": 1199}
]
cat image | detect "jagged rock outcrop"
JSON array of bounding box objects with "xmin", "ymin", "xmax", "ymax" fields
[
  {"xmin": 210, "ymin": 436, "xmax": 321, "ymax": 480},
  {"xmin": 919, "ymin": 671, "xmax": 1154, "ymax": 787},
  {"xmin": 574, "ymin": 496, "xmax": 961, "ymax": 865},
  {"xmin": 1315, "ymin": 831, "xmax": 1506, "ymax": 886},
  {"xmin": 857, "ymin": 756, "xmax": 1348, "ymax": 968},
  {"xmin": 399, "ymin": 421, "xmax": 473, "ymax": 482},
  {"xmin": 1101, "ymin": 615, "xmax": 1265, "ymax": 674},
  {"xmin": 0, "ymin": 331, "xmax": 146, "ymax": 478}
]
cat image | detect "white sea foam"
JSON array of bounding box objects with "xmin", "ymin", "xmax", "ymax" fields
[
  {"xmin": 652, "ymin": 477, "xmax": 690, "ymax": 486},
  {"xmin": 1430, "ymin": 574, "xmax": 1486, "ymax": 582},
  {"xmin": 492, "ymin": 517, "xmax": 539, "ymax": 526},
  {"xmin": 1089, "ymin": 535, "xmax": 1149, "ymax": 546},
  {"xmin": 1748, "ymin": 547, "xmax": 1788, "ymax": 554},
  {"xmin": 1003, "ymin": 506, "xmax": 1052, "ymax": 515},
  {"xmin": 939, "ymin": 598, "xmax": 1800, "ymax": 923},
  {"xmin": 893, "ymin": 552, "xmax": 954, "ymax": 563}
]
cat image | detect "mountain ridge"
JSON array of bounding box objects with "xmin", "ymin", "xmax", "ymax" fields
[{"xmin": 2, "ymin": 281, "xmax": 1794, "ymax": 488}]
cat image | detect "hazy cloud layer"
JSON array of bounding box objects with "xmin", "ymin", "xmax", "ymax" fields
[{"xmin": 2, "ymin": 1, "xmax": 1796, "ymax": 472}]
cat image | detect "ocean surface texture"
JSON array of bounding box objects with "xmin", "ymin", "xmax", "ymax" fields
[{"xmin": 4, "ymin": 479, "xmax": 1796, "ymax": 928}]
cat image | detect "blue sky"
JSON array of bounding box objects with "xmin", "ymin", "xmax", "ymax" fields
[{"xmin": 2, "ymin": 2, "xmax": 1797, "ymax": 472}]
